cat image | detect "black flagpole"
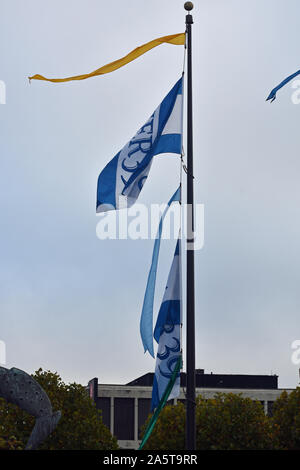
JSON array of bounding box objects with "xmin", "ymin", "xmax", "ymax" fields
[{"xmin": 184, "ymin": 2, "xmax": 196, "ymax": 451}]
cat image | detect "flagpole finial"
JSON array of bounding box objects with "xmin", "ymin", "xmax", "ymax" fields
[{"xmin": 184, "ymin": 1, "xmax": 194, "ymax": 11}]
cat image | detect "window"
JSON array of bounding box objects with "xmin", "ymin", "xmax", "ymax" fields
[
  {"xmin": 114, "ymin": 398, "xmax": 134, "ymax": 440},
  {"xmin": 96, "ymin": 397, "xmax": 110, "ymax": 430},
  {"xmin": 138, "ymin": 398, "xmax": 151, "ymax": 439}
]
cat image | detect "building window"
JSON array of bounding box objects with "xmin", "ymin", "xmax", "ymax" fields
[
  {"xmin": 114, "ymin": 398, "xmax": 134, "ymax": 440},
  {"xmin": 138, "ymin": 398, "xmax": 151, "ymax": 439},
  {"xmin": 96, "ymin": 397, "xmax": 110, "ymax": 430}
]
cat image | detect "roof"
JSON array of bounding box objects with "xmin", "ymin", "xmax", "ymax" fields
[{"xmin": 126, "ymin": 371, "xmax": 278, "ymax": 390}]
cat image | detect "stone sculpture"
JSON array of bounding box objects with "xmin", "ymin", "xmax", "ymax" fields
[{"xmin": 0, "ymin": 366, "xmax": 61, "ymax": 450}]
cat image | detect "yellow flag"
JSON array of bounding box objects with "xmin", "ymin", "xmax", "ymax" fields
[{"xmin": 29, "ymin": 33, "xmax": 185, "ymax": 83}]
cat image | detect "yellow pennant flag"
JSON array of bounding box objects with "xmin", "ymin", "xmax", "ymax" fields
[{"xmin": 29, "ymin": 33, "xmax": 185, "ymax": 83}]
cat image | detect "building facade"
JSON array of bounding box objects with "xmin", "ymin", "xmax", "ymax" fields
[{"xmin": 88, "ymin": 369, "xmax": 293, "ymax": 450}]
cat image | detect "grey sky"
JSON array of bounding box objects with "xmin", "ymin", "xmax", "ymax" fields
[{"xmin": 1, "ymin": 0, "xmax": 300, "ymax": 389}]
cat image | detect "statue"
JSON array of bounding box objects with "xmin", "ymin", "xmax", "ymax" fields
[{"xmin": 0, "ymin": 367, "xmax": 61, "ymax": 450}]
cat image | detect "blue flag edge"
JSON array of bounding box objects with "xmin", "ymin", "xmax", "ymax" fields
[
  {"xmin": 139, "ymin": 186, "xmax": 181, "ymax": 358},
  {"xmin": 266, "ymin": 69, "xmax": 300, "ymax": 102}
]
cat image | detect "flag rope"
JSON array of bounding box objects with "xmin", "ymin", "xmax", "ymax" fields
[{"xmin": 138, "ymin": 354, "xmax": 182, "ymax": 450}]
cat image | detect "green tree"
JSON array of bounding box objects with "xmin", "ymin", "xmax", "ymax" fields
[
  {"xmin": 195, "ymin": 393, "xmax": 273, "ymax": 450},
  {"xmin": 0, "ymin": 369, "xmax": 118, "ymax": 450},
  {"xmin": 142, "ymin": 393, "xmax": 274, "ymax": 450},
  {"xmin": 272, "ymin": 387, "xmax": 300, "ymax": 450},
  {"xmin": 0, "ymin": 435, "xmax": 23, "ymax": 450}
]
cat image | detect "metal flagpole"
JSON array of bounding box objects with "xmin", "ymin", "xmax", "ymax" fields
[{"xmin": 184, "ymin": 1, "xmax": 196, "ymax": 451}]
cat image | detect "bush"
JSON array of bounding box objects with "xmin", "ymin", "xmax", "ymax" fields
[
  {"xmin": 0, "ymin": 436, "xmax": 23, "ymax": 450},
  {"xmin": 142, "ymin": 393, "xmax": 274, "ymax": 450},
  {"xmin": 272, "ymin": 387, "xmax": 300, "ymax": 450},
  {"xmin": 195, "ymin": 393, "xmax": 273, "ymax": 450}
]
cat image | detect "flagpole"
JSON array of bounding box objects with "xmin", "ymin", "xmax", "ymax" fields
[{"xmin": 184, "ymin": 1, "xmax": 196, "ymax": 451}]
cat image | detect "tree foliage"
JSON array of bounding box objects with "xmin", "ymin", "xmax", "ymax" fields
[
  {"xmin": 142, "ymin": 393, "xmax": 274, "ymax": 450},
  {"xmin": 0, "ymin": 368, "xmax": 118, "ymax": 450},
  {"xmin": 195, "ymin": 393, "xmax": 273, "ymax": 450},
  {"xmin": 272, "ymin": 387, "xmax": 300, "ymax": 450},
  {"xmin": 0, "ymin": 435, "xmax": 23, "ymax": 450}
]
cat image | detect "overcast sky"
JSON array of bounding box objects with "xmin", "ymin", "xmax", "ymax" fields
[{"xmin": 1, "ymin": 0, "xmax": 300, "ymax": 389}]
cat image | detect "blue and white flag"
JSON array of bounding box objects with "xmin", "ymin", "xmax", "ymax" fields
[
  {"xmin": 96, "ymin": 77, "xmax": 183, "ymax": 212},
  {"xmin": 140, "ymin": 187, "xmax": 181, "ymax": 358},
  {"xmin": 267, "ymin": 69, "xmax": 300, "ymax": 102},
  {"xmin": 151, "ymin": 237, "xmax": 182, "ymax": 411}
]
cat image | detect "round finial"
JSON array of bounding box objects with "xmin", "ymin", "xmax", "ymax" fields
[{"xmin": 184, "ymin": 1, "xmax": 194, "ymax": 11}]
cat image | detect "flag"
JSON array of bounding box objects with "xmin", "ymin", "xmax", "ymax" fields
[
  {"xmin": 267, "ymin": 69, "xmax": 300, "ymax": 102},
  {"xmin": 29, "ymin": 33, "xmax": 185, "ymax": 83},
  {"xmin": 151, "ymin": 237, "xmax": 182, "ymax": 411},
  {"xmin": 97, "ymin": 77, "xmax": 183, "ymax": 213},
  {"xmin": 139, "ymin": 355, "xmax": 181, "ymax": 450},
  {"xmin": 140, "ymin": 187, "xmax": 181, "ymax": 358}
]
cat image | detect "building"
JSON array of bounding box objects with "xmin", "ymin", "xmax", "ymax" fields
[{"xmin": 88, "ymin": 369, "xmax": 293, "ymax": 450}]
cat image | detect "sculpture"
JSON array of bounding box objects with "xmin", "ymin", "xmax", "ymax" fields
[{"xmin": 0, "ymin": 367, "xmax": 61, "ymax": 450}]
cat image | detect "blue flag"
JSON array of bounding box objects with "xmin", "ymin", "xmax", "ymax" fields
[
  {"xmin": 267, "ymin": 69, "xmax": 300, "ymax": 102},
  {"xmin": 140, "ymin": 187, "xmax": 181, "ymax": 358},
  {"xmin": 151, "ymin": 237, "xmax": 182, "ymax": 411},
  {"xmin": 96, "ymin": 77, "xmax": 183, "ymax": 212}
]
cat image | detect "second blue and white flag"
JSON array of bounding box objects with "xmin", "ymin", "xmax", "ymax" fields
[
  {"xmin": 151, "ymin": 237, "xmax": 182, "ymax": 411},
  {"xmin": 96, "ymin": 77, "xmax": 183, "ymax": 212}
]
